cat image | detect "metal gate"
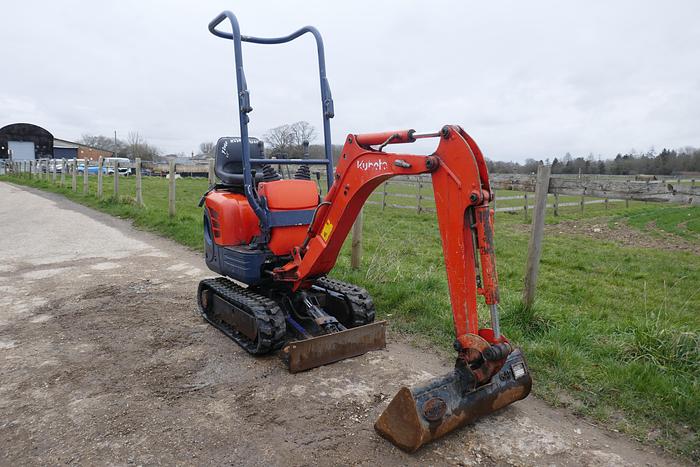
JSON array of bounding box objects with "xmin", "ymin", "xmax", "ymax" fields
[{"xmin": 8, "ymin": 141, "xmax": 35, "ymax": 161}]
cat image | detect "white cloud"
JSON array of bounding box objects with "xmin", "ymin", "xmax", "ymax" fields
[{"xmin": 1, "ymin": 0, "xmax": 699, "ymax": 161}]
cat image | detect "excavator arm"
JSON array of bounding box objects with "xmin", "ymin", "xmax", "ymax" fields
[
  {"xmin": 275, "ymin": 125, "xmax": 532, "ymax": 451},
  {"xmin": 275, "ymin": 125, "xmax": 501, "ymax": 347}
]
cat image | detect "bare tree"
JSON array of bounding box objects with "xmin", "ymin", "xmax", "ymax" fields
[
  {"xmin": 126, "ymin": 131, "xmax": 160, "ymax": 162},
  {"xmin": 289, "ymin": 121, "xmax": 316, "ymax": 147},
  {"xmin": 127, "ymin": 131, "xmax": 142, "ymax": 160},
  {"xmin": 263, "ymin": 121, "xmax": 316, "ymax": 158},
  {"xmin": 199, "ymin": 141, "xmax": 215, "ymax": 157},
  {"xmin": 79, "ymin": 134, "xmax": 127, "ymax": 157},
  {"xmin": 263, "ymin": 124, "xmax": 295, "ymax": 156}
]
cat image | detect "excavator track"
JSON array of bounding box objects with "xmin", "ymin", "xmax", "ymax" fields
[
  {"xmin": 198, "ymin": 277, "xmax": 286, "ymax": 355},
  {"xmin": 313, "ymin": 277, "xmax": 376, "ymax": 327}
]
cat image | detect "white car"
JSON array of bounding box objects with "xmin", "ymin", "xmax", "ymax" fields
[{"xmin": 103, "ymin": 157, "xmax": 133, "ymax": 176}]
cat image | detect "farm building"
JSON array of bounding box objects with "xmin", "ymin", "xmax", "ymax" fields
[
  {"xmin": 0, "ymin": 123, "xmax": 113, "ymax": 161},
  {"xmin": 53, "ymin": 138, "xmax": 112, "ymax": 161},
  {"xmin": 0, "ymin": 123, "xmax": 54, "ymax": 160}
]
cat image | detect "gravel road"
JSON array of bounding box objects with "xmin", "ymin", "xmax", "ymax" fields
[{"xmin": 0, "ymin": 182, "xmax": 685, "ymax": 466}]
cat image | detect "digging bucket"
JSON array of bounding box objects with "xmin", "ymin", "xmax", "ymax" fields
[{"xmin": 375, "ymin": 348, "xmax": 532, "ymax": 452}]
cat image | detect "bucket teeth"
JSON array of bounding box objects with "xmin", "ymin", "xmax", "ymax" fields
[
  {"xmin": 282, "ymin": 321, "xmax": 386, "ymax": 373},
  {"xmin": 375, "ymin": 349, "xmax": 532, "ymax": 452}
]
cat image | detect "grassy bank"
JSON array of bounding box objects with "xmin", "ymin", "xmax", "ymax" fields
[{"xmin": 2, "ymin": 173, "xmax": 698, "ymax": 461}]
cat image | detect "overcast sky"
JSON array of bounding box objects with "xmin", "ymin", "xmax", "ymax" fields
[{"xmin": 2, "ymin": 1, "xmax": 699, "ymax": 161}]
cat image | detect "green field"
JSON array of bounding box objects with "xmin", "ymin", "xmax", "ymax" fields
[{"xmin": 2, "ymin": 171, "xmax": 699, "ymax": 461}]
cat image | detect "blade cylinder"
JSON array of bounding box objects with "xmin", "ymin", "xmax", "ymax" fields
[{"xmin": 375, "ymin": 349, "xmax": 531, "ymax": 452}]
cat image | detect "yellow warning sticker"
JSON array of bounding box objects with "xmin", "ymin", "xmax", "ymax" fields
[{"xmin": 320, "ymin": 220, "xmax": 333, "ymax": 242}]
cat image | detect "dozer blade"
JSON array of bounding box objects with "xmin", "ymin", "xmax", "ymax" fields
[
  {"xmin": 282, "ymin": 321, "xmax": 387, "ymax": 373},
  {"xmin": 375, "ymin": 349, "xmax": 532, "ymax": 452}
]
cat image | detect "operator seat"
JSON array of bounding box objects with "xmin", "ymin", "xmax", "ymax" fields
[{"xmin": 215, "ymin": 136, "xmax": 265, "ymax": 187}]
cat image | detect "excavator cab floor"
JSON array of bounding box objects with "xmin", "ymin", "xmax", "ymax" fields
[
  {"xmin": 282, "ymin": 321, "xmax": 387, "ymax": 373},
  {"xmin": 374, "ymin": 348, "xmax": 532, "ymax": 452}
]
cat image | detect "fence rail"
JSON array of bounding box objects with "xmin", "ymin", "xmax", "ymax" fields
[
  {"xmin": 3, "ymin": 158, "xmax": 699, "ymax": 219},
  {"xmin": 3, "ymin": 159, "xmax": 696, "ymax": 309}
]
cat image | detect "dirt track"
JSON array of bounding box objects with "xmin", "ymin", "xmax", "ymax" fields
[{"xmin": 0, "ymin": 182, "xmax": 686, "ymax": 466}]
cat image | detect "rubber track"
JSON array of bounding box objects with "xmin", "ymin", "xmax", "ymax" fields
[
  {"xmin": 314, "ymin": 277, "xmax": 376, "ymax": 327},
  {"xmin": 198, "ymin": 277, "xmax": 286, "ymax": 355}
]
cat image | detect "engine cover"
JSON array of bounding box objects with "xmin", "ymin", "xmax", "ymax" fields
[{"xmin": 258, "ymin": 179, "xmax": 319, "ymax": 255}]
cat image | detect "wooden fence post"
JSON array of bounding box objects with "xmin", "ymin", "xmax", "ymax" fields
[
  {"xmin": 604, "ymin": 197, "xmax": 609, "ymax": 211},
  {"xmin": 51, "ymin": 160, "xmax": 57, "ymax": 184},
  {"xmin": 113, "ymin": 161, "xmax": 120, "ymax": 199},
  {"xmin": 135, "ymin": 158, "xmax": 143, "ymax": 206},
  {"xmin": 382, "ymin": 181, "xmax": 388, "ymax": 211},
  {"xmin": 208, "ymin": 158, "xmax": 215, "ymax": 186},
  {"xmin": 71, "ymin": 159, "xmax": 77, "ymax": 191},
  {"xmin": 523, "ymin": 193, "xmax": 528, "ymax": 222},
  {"xmin": 625, "ymin": 183, "xmax": 630, "ymax": 208},
  {"xmin": 97, "ymin": 157, "xmax": 103, "ymax": 198},
  {"xmin": 553, "ymin": 192, "xmax": 559, "ymax": 216},
  {"xmin": 61, "ymin": 160, "xmax": 66, "ymax": 187},
  {"xmin": 580, "ymin": 194, "xmax": 585, "ymax": 214},
  {"xmin": 83, "ymin": 159, "xmax": 89, "ymax": 194},
  {"xmin": 168, "ymin": 160, "xmax": 176, "ymax": 217},
  {"xmin": 351, "ymin": 208, "xmax": 363, "ymax": 269},
  {"xmin": 522, "ymin": 163, "xmax": 551, "ymax": 309},
  {"xmin": 417, "ymin": 179, "xmax": 423, "ymax": 213}
]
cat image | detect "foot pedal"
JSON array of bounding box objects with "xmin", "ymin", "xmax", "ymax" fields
[{"xmin": 282, "ymin": 321, "xmax": 387, "ymax": 373}]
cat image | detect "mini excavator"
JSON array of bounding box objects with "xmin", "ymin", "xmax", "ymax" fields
[{"xmin": 198, "ymin": 11, "xmax": 532, "ymax": 452}]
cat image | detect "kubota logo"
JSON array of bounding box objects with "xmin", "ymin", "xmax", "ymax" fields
[{"xmin": 356, "ymin": 159, "xmax": 388, "ymax": 171}]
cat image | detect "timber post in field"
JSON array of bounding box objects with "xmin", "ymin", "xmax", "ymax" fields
[
  {"xmin": 113, "ymin": 161, "xmax": 120, "ymax": 199},
  {"xmin": 60, "ymin": 160, "xmax": 66, "ymax": 187},
  {"xmin": 523, "ymin": 193, "xmax": 529, "ymax": 222},
  {"xmin": 51, "ymin": 160, "xmax": 57, "ymax": 184},
  {"xmin": 417, "ymin": 179, "xmax": 423, "ymax": 213},
  {"xmin": 382, "ymin": 181, "xmax": 388, "ymax": 211},
  {"xmin": 71, "ymin": 159, "xmax": 77, "ymax": 192},
  {"xmin": 83, "ymin": 159, "xmax": 89, "ymax": 194},
  {"xmin": 135, "ymin": 158, "xmax": 143, "ymax": 206},
  {"xmin": 522, "ymin": 163, "xmax": 551, "ymax": 309},
  {"xmin": 553, "ymin": 193, "xmax": 559, "ymax": 216},
  {"xmin": 97, "ymin": 157, "xmax": 103, "ymax": 198},
  {"xmin": 208, "ymin": 159, "xmax": 215, "ymax": 186},
  {"xmin": 168, "ymin": 160, "xmax": 176, "ymax": 218},
  {"xmin": 351, "ymin": 208, "xmax": 364, "ymax": 269}
]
